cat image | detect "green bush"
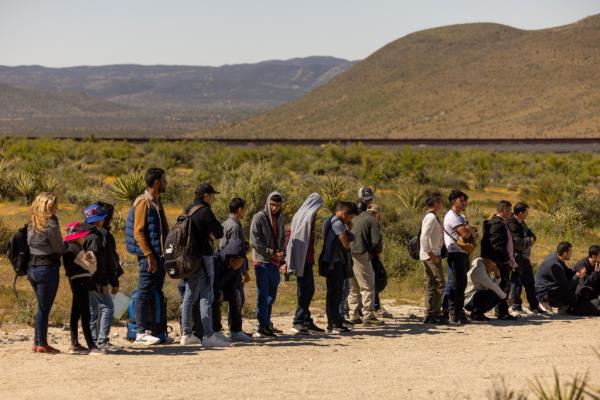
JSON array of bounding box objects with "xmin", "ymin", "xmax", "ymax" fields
[{"xmin": 109, "ymin": 173, "xmax": 146, "ymax": 202}]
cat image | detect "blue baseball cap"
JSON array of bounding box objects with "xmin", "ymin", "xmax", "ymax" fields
[{"xmin": 84, "ymin": 204, "xmax": 107, "ymax": 224}]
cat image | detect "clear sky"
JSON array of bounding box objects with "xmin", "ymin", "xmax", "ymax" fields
[{"xmin": 1, "ymin": 0, "xmax": 599, "ymax": 67}]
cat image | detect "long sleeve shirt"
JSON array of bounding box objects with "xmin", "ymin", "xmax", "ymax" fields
[{"xmin": 419, "ymin": 212, "xmax": 443, "ymax": 260}]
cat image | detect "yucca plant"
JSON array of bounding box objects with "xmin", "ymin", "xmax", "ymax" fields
[
  {"xmin": 38, "ymin": 175, "xmax": 60, "ymax": 193},
  {"xmin": 394, "ymin": 186, "xmax": 425, "ymax": 213},
  {"xmin": 12, "ymin": 172, "xmax": 37, "ymax": 203},
  {"xmin": 531, "ymin": 370, "xmax": 590, "ymax": 400},
  {"xmin": 0, "ymin": 159, "xmax": 14, "ymax": 200},
  {"xmin": 321, "ymin": 176, "xmax": 347, "ymax": 212},
  {"xmin": 109, "ymin": 173, "xmax": 145, "ymax": 202}
]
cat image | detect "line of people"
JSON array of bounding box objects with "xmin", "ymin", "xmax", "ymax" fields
[
  {"xmin": 419, "ymin": 190, "xmax": 600, "ymax": 325},
  {"xmin": 20, "ymin": 168, "xmax": 600, "ymax": 355}
]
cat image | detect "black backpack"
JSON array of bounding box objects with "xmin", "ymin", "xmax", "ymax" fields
[
  {"xmin": 372, "ymin": 255, "xmax": 388, "ymax": 293},
  {"xmin": 6, "ymin": 224, "xmax": 30, "ymax": 296},
  {"xmin": 164, "ymin": 204, "xmax": 204, "ymax": 280}
]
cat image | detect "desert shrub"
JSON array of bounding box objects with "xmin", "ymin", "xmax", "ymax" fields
[
  {"xmin": 11, "ymin": 172, "xmax": 37, "ymax": 203},
  {"xmin": 38, "ymin": 175, "xmax": 60, "ymax": 193},
  {"xmin": 321, "ymin": 176, "xmax": 348, "ymax": 212},
  {"xmin": 394, "ymin": 186, "xmax": 425, "ymax": 212},
  {"xmin": 109, "ymin": 173, "xmax": 146, "ymax": 202}
]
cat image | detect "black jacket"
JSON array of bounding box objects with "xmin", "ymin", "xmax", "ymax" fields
[
  {"xmin": 84, "ymin": 228, "xmax": 109, "ymax": 287},
  {"xmin": 63, "ymin": 242, "xmax": 92, "ymax": 280},
  {"xmin": 186, "ymin": 200, "xmax": 224, "ymax": 257},
  {"xmin": 481, "ymin": 216, "xmax": 510, "ymax": 265},
  {"xmin": 534, "ymin": 253, "xmax": 578, "ymax": 297},
  {"xmin": 104, "ymin": 229, "xmax": 121, "ymax": 288},
  {"xmin": 506, "ymin": 216, "xmax": 535, "ymax": 257}
]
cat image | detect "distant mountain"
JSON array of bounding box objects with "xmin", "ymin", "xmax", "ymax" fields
[{"xmin": 205, "ymin": 15, "xmax": 600, "ymax": 140}]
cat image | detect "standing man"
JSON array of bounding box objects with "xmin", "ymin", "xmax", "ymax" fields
[
  {"xmin": 322, "ymin": 201, "xmax": 356, "ymax": 333},
  {"xmin": 349, "ymin": 190, "xmax": 384, "ymax": 326},
  {"xmin": 507, "ymin": 202, "xmax": 544, "ymax": 314},
  {"xmin": 180, "ymin": 183, "xmax": 229, "ymax": 347},
  {"xmin": 125, "ymin": 167, "xmax": 169, "ymax": 346},
  {"xmin": 419, "ymin": 192, "xmax": 446, "ymax": 324},
  {"xmin": 480, "ymin": 200, "xmax": 518, "ymax": 320},
  {"xmin": 443, "ymin": 190, "xmax": 475, "ymax": 325},
  {"xmin": 286, "ymin": 193, "xmax": 324, "ymax": 335},
  {"xmin": 250, "ymin": 192, "xmax": 286, "ymax": 338}
]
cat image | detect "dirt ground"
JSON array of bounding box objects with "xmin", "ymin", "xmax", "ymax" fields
[{"xmin": 1, "ymin": 304, "xmax": 599, "ymax": 400}]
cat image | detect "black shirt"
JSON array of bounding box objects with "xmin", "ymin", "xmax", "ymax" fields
[{"xmin": 186, "ymin": 200, "xmax": 224, "ymax": 257}]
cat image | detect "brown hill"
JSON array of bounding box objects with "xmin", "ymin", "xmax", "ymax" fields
[{"xmin": 203, "ymin": 15, "xmax": 600, "ymax": 140}]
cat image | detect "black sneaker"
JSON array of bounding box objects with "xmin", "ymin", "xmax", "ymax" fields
[
  {"xmin": 451, "ymin": 315, "xmax": 470, "ymax": 325},
  {"xmin": 343, "ymin": 319, "xmax": 355, "ymax": 326},
  {"xmin": 291, "ymin": 324, "xmax": 310, "ymax": 335},
  {"xmin": 363, "ymin": 317, "xmax": 384, "ymax": 326},
  {"xmin": 327, "ymin": 325, "xmax": 350, "ymax": 334},
  {"xmin": 497, "ymin": 313, "xmax": 518, "ymax": 321},
  {"xmin": 512, "ymin": 305, "xmax": 523, "ymax": 312},
  {"xmin": 423, "ymin": 316, "xmax": 436, "ymax": 324},
  {"xmin": 530, "ymin": 307, "xmax": 547, "ymax": 315},
  {"xmin": 469, "ymin": 312, "xmax": 490, "ymax": 322},
  {"xmin": 254, "ymin": 327, "xmax": 277, "ymax": 338},
  {"xmin": 269, "ymin": 324, "xmax": 283, "ymax": 334},
  {"xmin": 304, "ymin": 321, "xmax": 325, "ymax": 334},
  {"xmin": 350, "ymin": 317, "xmax": 363, "ymax": 325}
]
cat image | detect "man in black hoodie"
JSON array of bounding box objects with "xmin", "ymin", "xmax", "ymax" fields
[
  {"xmin": 480, "ymin": 200, "xmax": 517, "ymax": 320},
  {"xmin": 535, "ymin": 242, "xmax": 577, "ymax": 312},
  {"xmin": 180, "ymin": 183, "xmax": 228, "ymax": 348},
  {"xmin": 507, "ymin": 202, "xmax": 544, "ymax": 314}
]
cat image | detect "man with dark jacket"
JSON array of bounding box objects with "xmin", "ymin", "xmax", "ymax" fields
[
  {"xmin": 349, "ymin": 198, "xmax": 384, "ymax": 326},
  {"xmin": 480, "ymin": 200, "xmax": 517, "ymax": 320},
  {"xmin": 535, "ymin": 242, "xmax": 577, "ymax": 312},
  {"xmin": 568, "ymin": 263, "xmax": 600, "ymax": 316},
  {"xmin": 250, "ymin": 191, "xmax": 286, "ymax": 337},
  {"xmin": 573, "ymin": 245, "xmax": 600, "ymax": 296},
  {"xmin": 180, "ymin": 183, "xmax": 229, "ymax": 348},
  {"xmin": 125, "ymin": 167, "xmax": 169, "ymax": 346},
  {"xmin": 507, "ymin": 202, "xmax": 544, "ymax": 314}
]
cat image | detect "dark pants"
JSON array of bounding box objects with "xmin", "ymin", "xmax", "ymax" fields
[
  {"xmin": 539, "ymin": 287, "xmax": 577, "ymax": 308},
  {"xmin": 28, "ymin": 265, "xmax": 60, "ymax": 346},
  {"xmin": 69, "ymin": 277, "xmax": 95, "ymax": 348},
  {"xmin": 465, "ymin": 290, "xmax": 501, "ymax": 314},
  {"xmin": 510, "ymin": 256, "xmax": 539, "ymax": 310},
  {"xmin": 293, "ymin": 263, "xmax": 315, "ymax": 325},
  {"xmin": 446, "ymin": 252, "xmax": 469, "ymax": 318},
  {"xmin": 255, "ymin": 263, "xmax": 280, "ymax": 329},
  {"xmin": 213, "ymin": 271, "xmax": 244, "ymax": 333},
  {"xmin": 442, "ymin": 265, "xmax": 453, "ymax": 312},
  {"xmin": 326, "ymin": 262, "xmax": 345, "ymax": 327},
  {"xmin": 135, "ymin": 257, "xmax": 165, "ymax": 333},
  {"xmin": 494, "ymin": 263, "xmax": 511, "ymax": 316}
]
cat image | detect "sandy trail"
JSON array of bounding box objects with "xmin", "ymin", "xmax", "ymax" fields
[{"xmin": 1, "ymin": 305, "xmax": 599, "ymax": 400}]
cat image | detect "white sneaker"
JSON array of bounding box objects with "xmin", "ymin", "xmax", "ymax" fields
[
  {"xmin": 180, "ymin": 334, "xmax": 202, "ymax": 345},
  {"xmin": 214, "ymin": 331, "xmax": 231, "ymax": 342},
  {"xmin": 539, "ymin": 301, "xmax": 555, "ymax": 314},
  {"xmin": 202, "ymin": 334, "xmax": 231, "ymax": 348},
  {"xmin": 133, "ymin": 331, "xmax": 161, "ymax": 346}
]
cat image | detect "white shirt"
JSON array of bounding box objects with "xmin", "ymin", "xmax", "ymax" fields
[
  {"xmin": 444, "ymin": 209, "xmax": 467, "ymax": 254},
  {"xmin": 419, "ymin": 212, "xmax": 443, "ymax": 260},
  {"xmin": 464, "ymin": 257, "xmax": 507, "ymax": 305}
]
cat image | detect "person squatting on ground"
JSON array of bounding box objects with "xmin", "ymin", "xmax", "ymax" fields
[
  {"xmin": 480, "ymin": 200, "xmax": 518, "ymax": 321},
  {"xmin": 63, "ymin": 222, "xmax": 102, "ymax": 355},
  {"xmin": 464, "ymin": 257, "xmax": 507, "ymax": 321},
  {"xmin": 180, "ymin": 183, "xmax": 230, "ymax": 348},
  {"xmin": 27, "ymin": 192, "xmax": 66, "ymax": 354},
  {"xmin": 535, "ymin": 242, "xmax": 577, "ymax": 313},
  {"xmin": 507, "ymin": 202, "xmax": 543, "ymax": 314},
  {"xmin": 349, "ymin": 192, "xmax": 384, "ymax": 326},
  {"xmin": 419, "ymin": 192, "xmax": 447, "ymax": 324},
  {"xmin": 285, "ymin": 193, "xmax": 325, "ymax": 335},
  {"xmin": 125, "ymin": 168, "xmax": 169, "ymax": 346},
  {"xmin": 443, "ymin": 190, "xmax": 476, "ymax": 324},
  {"xmin": 250, "ymin": 191, "xmax": 286, "ymax": 338}
]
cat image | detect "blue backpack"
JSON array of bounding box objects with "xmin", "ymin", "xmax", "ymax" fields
[{"xmin": 126, "ymin": 289, "xmax": 170, "ymax": 343}]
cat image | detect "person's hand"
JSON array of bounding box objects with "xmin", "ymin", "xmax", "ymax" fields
[
  {"xmin": 531, "ymin": 237, "xmax": 537, "ymax": 246},
  {"xmin": 242, "ymin": 272, "xmax": 251, "ymax": 283},
  {"xmin": 100, "ymin": 285, "xmax": 108, "ymax": 295},
  {"xmin": 209, "ymin": 233, "xmax": 216, "ymax": 241},
  {"xmin": 429, "ymin": 255, "xmax": 440, "ymax": 264},
  {"xmin": 576, "ymin": 269, "xmax": 587, "ymax": 279},
  {"xmin": 274, "ymin": 251, "xmax": 284, "ymax": 262},
  {"xmin": 346, "ymin": 221, "xmax": 353, "ymax": 230},
  {"xmin": 279, "ymin": 264, "xmax": 287, "ymax": 274},
  {"xmin": 147, "ymin": 256, "xmax": 157, "ymax": 273},
  {"xmin": 595, "ymin": 262, "xmax": 600, "ymax": 273},
  {"xmin": 111, "ymin": 286, "xmax": 119, "ymax": 295}
]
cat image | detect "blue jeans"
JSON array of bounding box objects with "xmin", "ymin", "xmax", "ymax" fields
[
  {"xmin": 339, "ymin": 278, "xmax": 351, "ymax": 318},
  {"xmin": 28, "ymin": 265, "xmax": 60, "ymax": 346},
  {"xmin": 255, "ymin": 262, "xmax": 280, "ymax": 329},
  {"xmin": 89, "ymin": 290, "xmax": 114, "ymax": 345},
  {"xmin": 442, "ymin": 265, "xmax": 454, "ymax": 311},
  {"xmin": 135, "ymin": 256, "xmax": 165, "ymax": 333},
  {"xmin": 181, "ymin": 256, "xmax": 215, "ymax": 337}
]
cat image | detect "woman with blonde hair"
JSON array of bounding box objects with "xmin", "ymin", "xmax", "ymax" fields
[{"xmin": 28, "ymin": 192, "xmax": 66, "ymax": 354}]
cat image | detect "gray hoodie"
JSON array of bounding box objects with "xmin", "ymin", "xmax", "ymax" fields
[
  {"xmin": 250, "ymin": 191, "xmax": 285, "ymax": 265},
  {"xmin": 28, "ymin": 217, "xmax": 65, "ymax": 257}
]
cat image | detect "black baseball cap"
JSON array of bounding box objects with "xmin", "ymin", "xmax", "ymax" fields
[
  {"xmin": 196, "ymin": 183, "xmax": 220, "ymax": 197},
  {"xmin": 358, "ymin": 186, "xmax": 374, "ymax": 201}
]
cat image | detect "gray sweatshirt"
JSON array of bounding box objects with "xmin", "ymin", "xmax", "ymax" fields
[
  {"xmin": 250, "ymin": 192, "xmax": 285, "ymax": 265},
  {"xmin": 27, "ymin": 217, "xmax": 65, "ymax": 258}
]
